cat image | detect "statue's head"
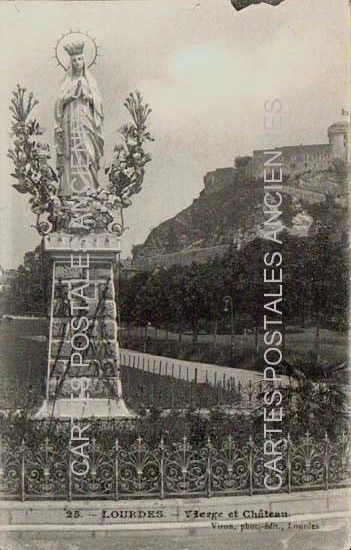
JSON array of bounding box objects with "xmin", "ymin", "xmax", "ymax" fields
[
  {"xmin": 63, "ymin": 42, "xmax": 85, "ymax": 75},
  {"xmin": 71, "ymin": 54, "xmax": 85, "ymax": 75}
]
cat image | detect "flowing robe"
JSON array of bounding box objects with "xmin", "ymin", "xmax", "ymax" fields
[{"xmin": 55, "ymin": 63, "xmax": 104, "ymax": 196}]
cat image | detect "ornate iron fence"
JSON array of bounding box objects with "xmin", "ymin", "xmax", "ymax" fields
[{"xmin": 0, "ymin": 432, "xmax": 350, "ymax": 500}]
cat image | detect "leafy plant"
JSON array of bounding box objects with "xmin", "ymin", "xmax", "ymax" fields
[
  {"xmin": 106, "ymin": 91, "xmax": 154, "ymax": 208},
  {"xmin": 8, "ymin": 86, "xmax": 154, "ymax": 234},
  {"xmin": 7, "ymin": 85, "xmax": 58, "ymax": 215}
]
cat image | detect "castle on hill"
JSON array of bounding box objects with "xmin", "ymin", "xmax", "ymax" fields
[
  {"xmin": 203, "ymin": 121, "xmax": 349, "ymax": 195},
  {"xmin": 130, "ymin": 121, "xmax": 348, "ymax": 272}
]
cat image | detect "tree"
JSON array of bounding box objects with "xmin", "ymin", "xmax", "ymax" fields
[
  {"xmin": 305, "ymin": 223, "xmax": 347, "ymax": 356},
  {"xmin": 167, "ymin": 264, "xmax": 187, "ymax": 342},
  {"xmin": 5, "ymin": 244, "xmax": 50, "ymax": 315},
  {"xmin": 117, "ymin": 270, "xmax": 150, "ymax": 338},
  {"xmin": 178, "ymin": 263, "xmax": 205, "ymax": 348},
  {"xmin": 283, "ymin": 235, "xmax": 310, "ymax": 326},
  {"xmin": 149, "ymin": 268, "xmax": 175, "ymax": 340},
  {"xmin": 237, "ymin": 239, "xmax": 266, "ymax": 355},
  {"xmin": 131, "ymin": 272, "xmax": 153, "ymax": 338},
  {"xmin": 234, "ymin": 155, "xmax": 251, "ymax": 169},
  {"xmin": 199, "ymin": 258, "xmax": 224, "ymax": 348},
  {"xmin": 258, "ymin": 354, "xmax": 350, "ymax": 438},
  {"xmin": 221, "ymin": 247, "xmax": 246, "ymax": 333}
]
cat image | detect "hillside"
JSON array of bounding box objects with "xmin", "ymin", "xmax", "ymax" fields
[{"xmin": 133, "ymin": 168, "xmax": 347, "ymax": 259}]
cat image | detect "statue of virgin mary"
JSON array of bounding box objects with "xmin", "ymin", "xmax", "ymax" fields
[{"xmin": 54, "ymin": 42, "xmax": 104, "ymax": 196}]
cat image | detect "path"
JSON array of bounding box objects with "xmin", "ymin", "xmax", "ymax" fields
[{"xmin": 120, "ymin": 348, "xmax": 269, "ymax": 388}]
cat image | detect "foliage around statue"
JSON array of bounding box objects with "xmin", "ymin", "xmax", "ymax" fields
[{"xmin": 8, "ymin": 85, "xmax": 153, "ymax": 235}]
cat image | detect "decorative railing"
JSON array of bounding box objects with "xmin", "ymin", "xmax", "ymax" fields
[{"xmin": 0, "ymin": 432, "xmax": 350, "ymax": 500}]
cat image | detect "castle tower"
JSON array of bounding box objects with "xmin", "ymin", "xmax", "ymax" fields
[{"xmin": 328, "ymin": 121, "xmax": 349, "ymax": 162}]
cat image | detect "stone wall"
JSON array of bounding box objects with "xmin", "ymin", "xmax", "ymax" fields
[
  {"xmin": 246, "ymin": 144, "xmax": 333, "ymax": 180},
  {"xmin": 203, "ymin": 168, "xmax": 235, "ymax": 195},
  {"xmin": 48, "ymin": 260, "xmax": 120, "ymax": 400}
]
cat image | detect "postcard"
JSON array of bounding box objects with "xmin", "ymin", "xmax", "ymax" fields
[{"xmin": 0, "ymin": 1, "xmax": 349, "ymax": 549}]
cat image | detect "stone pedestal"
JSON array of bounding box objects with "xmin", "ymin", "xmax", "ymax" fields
[{"xmin": 34, "ymin": 232, "xmax": 135, "ymax": 420}]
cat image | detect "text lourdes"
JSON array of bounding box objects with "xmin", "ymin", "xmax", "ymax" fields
[{"xmin": 262, "ymin": 99, "xmax": 284, "ymax": 490}]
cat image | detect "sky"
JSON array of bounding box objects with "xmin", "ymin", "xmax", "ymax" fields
[{"xmin": 0, "ymin": 0, "xmax": 349, "ymax": 268}]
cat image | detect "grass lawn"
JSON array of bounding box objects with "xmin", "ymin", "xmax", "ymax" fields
[
  {"xmin": 0, "ymin": 319, "xmax": 347, "ymax": 409},
  {"xmin": 0, "ymin": 319, "xmax": 233, "ymax": 410}
]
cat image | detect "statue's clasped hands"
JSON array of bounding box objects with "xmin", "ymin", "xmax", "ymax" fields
[
  {"xmin": 75, "ymin": 79, "xmax": 93, "ymax": 104},
  {"xmin": 64, "ymin": 79, "xmax": 92, "ymax": 105}
]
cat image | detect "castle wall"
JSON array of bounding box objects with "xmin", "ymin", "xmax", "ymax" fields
[
  {"xmin": 203, "ymin": 168, "xmax": 235, "ymax": 195},
  {"xmin": 246, "ymin": 144, "xmax": 333, "ymax": 180},
  {"xmin": 135, "ymin": 244, "xmax": 232, "ymax": 271}
]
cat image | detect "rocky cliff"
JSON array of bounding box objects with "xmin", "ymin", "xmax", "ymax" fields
[{"xmin": 133, "ymin": 168, "xmax": 347, "ymax": 261}]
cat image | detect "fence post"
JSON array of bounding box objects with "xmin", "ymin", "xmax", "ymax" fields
[
  {"xmin": 324, "ymin": 432, "xmax": 329, "ymax": 490},
  {"xmin": 190, "ymin": 376, "xmax": 194, "ymax": 408},
  {"xmin": 160, "ymin": 438, "xmax": 164, "ymax": 500},
  {"xmin": 195, "ymin": 368, "xmax": 198, "ymax": 384},
  {"xmin": 207, "ymin": 436, "xmax": 212, "ymax": 498},
  {"xmin": 20, "ymin": 438, "xmax": 25, "ymax": 502},
  {"xmin": 287, "ymin": 433, "xmax": 291, "ymax": 493},
  {"xmin": 248, "ymin": 436, "xmax": 253, "ymax": 496},
  {"xmin": 115, "ymin": 438, "xmax": 119, "ymax": 501},
  {"xmin": 248, "ymin": 379, "xmax": 253, "ymax": 408},
  {"xmin": 171, "ymin": 363, "xmax": 174, "ymax": 378},
  {"xmin": 171, "ymin": 380, "xmax": 174, "ymax": 409}
]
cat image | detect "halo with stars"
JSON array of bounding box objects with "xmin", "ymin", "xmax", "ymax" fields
[{"xmin": 54, "ymin": 30, "xmax": 99, "ymax": 71}]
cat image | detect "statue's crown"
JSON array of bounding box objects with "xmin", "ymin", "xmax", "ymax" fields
[{"xmin": 63, "ymin": 42, "xmax": 85, "ymax": 56}]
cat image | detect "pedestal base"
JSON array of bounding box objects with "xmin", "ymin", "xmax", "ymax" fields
[
  {"xmin": 40, "ymin": 231, "xmax": 131, "ymax": 421},
  {"xmin": 33, "ymin": 398, "xmax": 136, "ymax": 420}
]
